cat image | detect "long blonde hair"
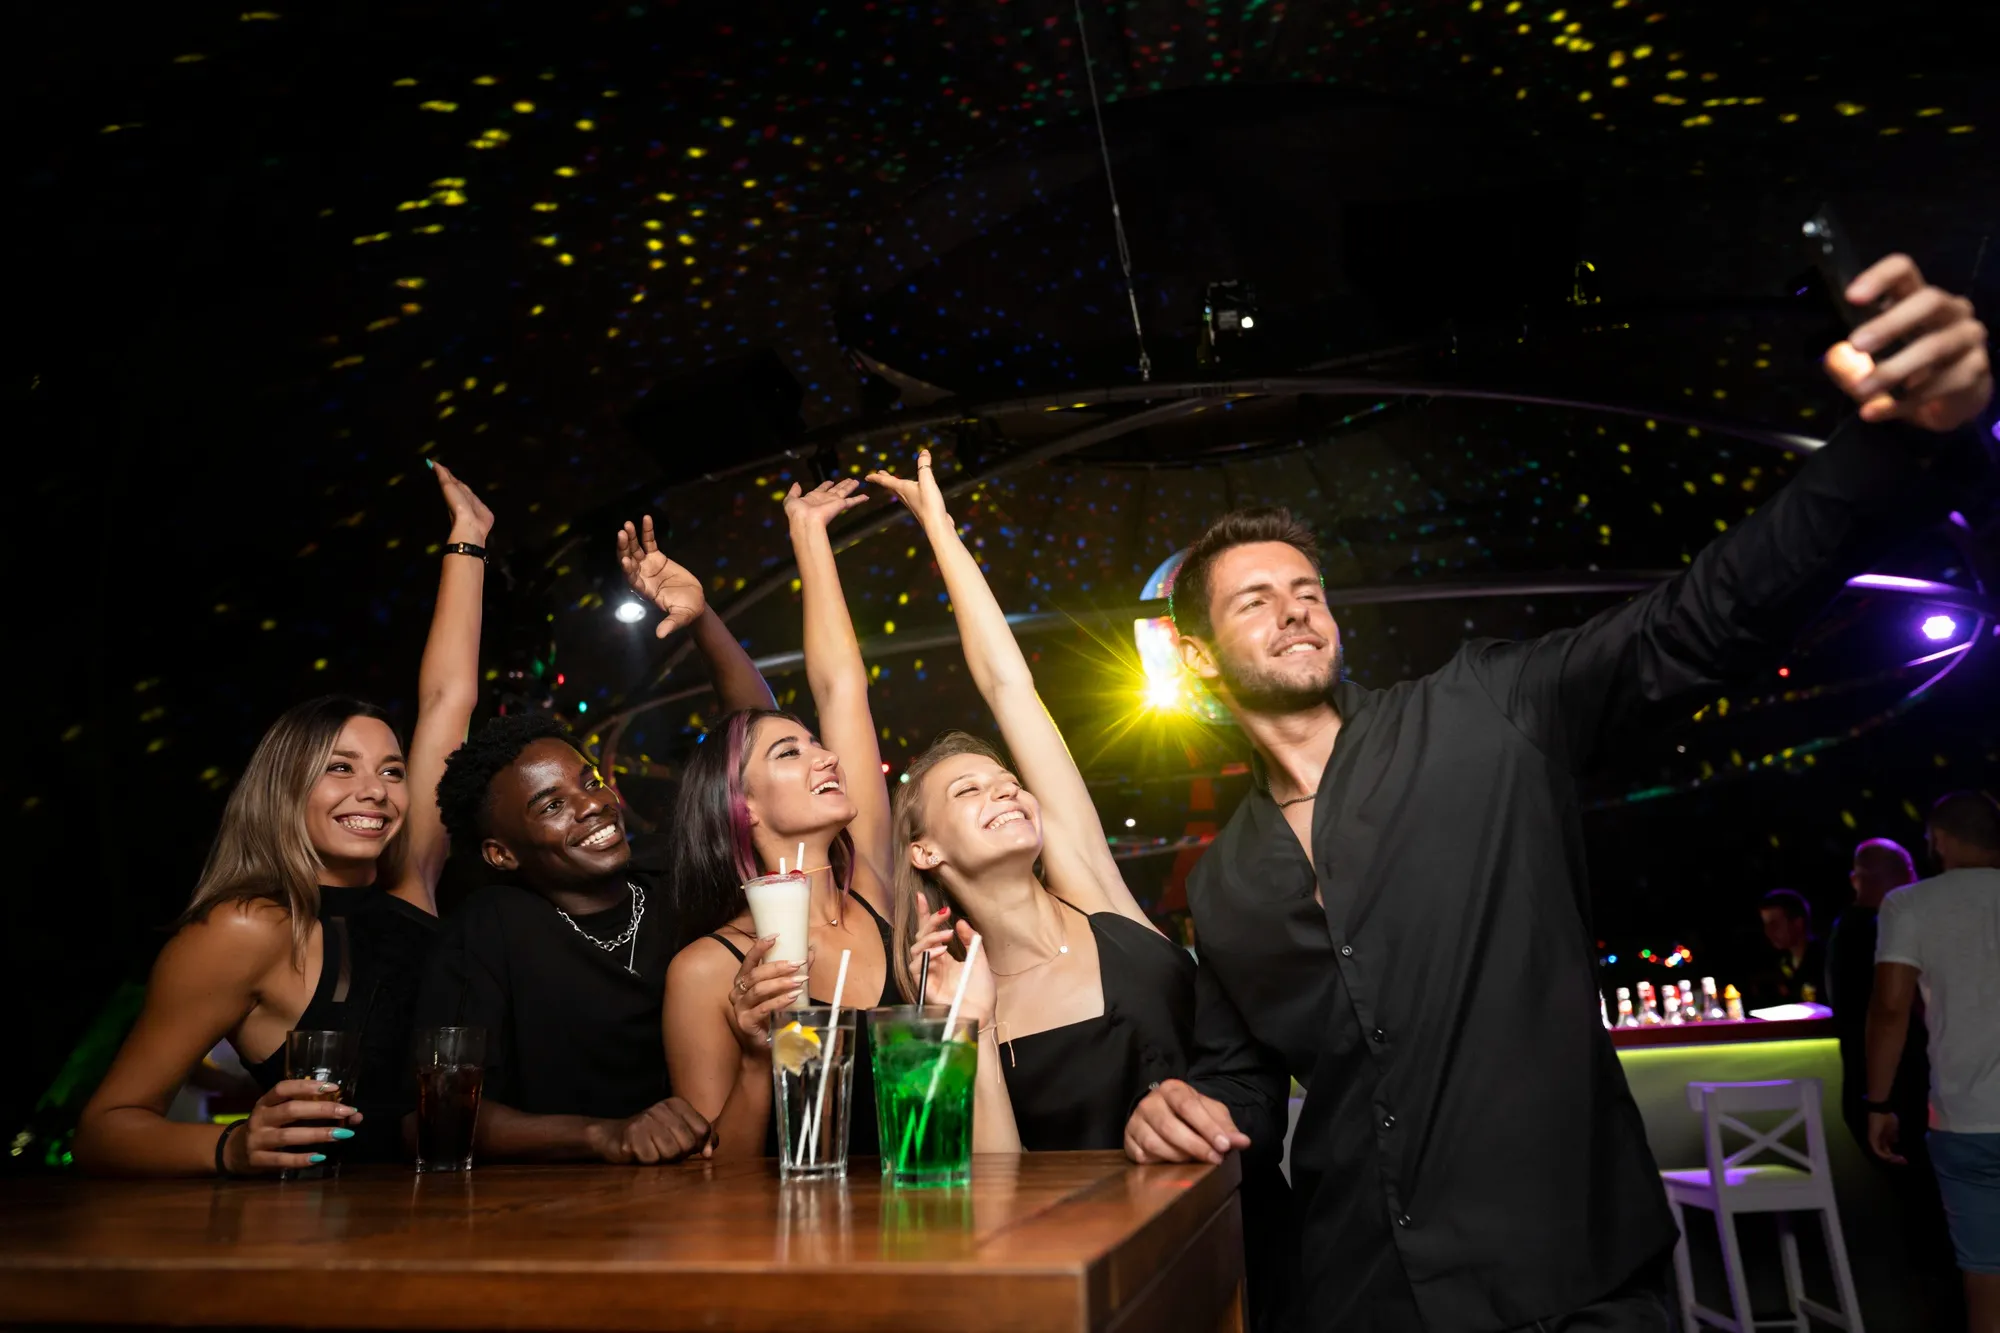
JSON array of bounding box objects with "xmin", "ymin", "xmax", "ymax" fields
[
  {"xmin": 180, "ymin": 696, "xmax": 400, "ymax": 959},
  {"xmin": 888, "ymin": 730, "xmax": 1012, "ymax": 1003}
]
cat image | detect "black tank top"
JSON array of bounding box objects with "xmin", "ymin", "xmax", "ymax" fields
[
  {"xmin": 707, "ymin": 889, "xmax": 907, "ymax": 1160},
  {"xmin": 997, "ymin": 900, "xmax": 1197, "ymax": 1151},
  {"xmin": 244, "ymin": 884, "xmax": 438, "ymax": 1163}
]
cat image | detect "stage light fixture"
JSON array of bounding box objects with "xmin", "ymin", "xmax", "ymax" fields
[
  {"xmin": 1921, "ymin": 613, "xmax": 1958, "ymax": 642},
  {"xmin": 1143, "ymin": 674, "xmax": 1184, "ymax": 711},
  {"xmin": 1196, "ymin": 280, "xmax": 1258, "ymax": 369},
  {"xmin": 615, "ymin": 601, "xmax": 648, "ymax": 624}
]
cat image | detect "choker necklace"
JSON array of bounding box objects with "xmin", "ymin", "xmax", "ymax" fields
[
  {"xmin": 556, "ymin": 881, "xmax": 646, "ymax": 976},
  {"xmin": 1274, "ymin": 793, "xmax": 1317, "ymax": 809}
]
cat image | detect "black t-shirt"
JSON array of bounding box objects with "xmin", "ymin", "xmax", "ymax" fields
[{"xmin": 413, "ymin": 873, "xmax": 672, "ymax": 1120}]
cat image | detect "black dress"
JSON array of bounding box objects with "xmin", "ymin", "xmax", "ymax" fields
[
  {"xmin": 412, "ymin": 874, "xmax": 675, "ymax": 1119},
  {"xmin": 706, "ymin": 889, "xmax": 907, "ymax": 1159},
  {"xmin": 244, "ymin": 884, "xmax": 439, "ymax": 1164},
  {"xmin": 996, "ymin": 900, "xmax": 1197, "ymax": 1150}
]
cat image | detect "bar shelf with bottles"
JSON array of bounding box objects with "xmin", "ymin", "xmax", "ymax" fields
[{"xmin": 1601, "ymin": 974, "xmax": 1834, "ymax": 1049}]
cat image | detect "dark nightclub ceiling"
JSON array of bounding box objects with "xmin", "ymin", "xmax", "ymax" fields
[{"xmin": 10, "ymin": 0, "xmax": 1998, "ymax": 1119}]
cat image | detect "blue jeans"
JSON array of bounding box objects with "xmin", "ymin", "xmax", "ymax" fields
[{"xmin": 1930, "ymin": 1129, "xmax": 2000, "ymax": 1275}]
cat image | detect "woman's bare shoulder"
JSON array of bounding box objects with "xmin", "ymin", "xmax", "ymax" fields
[{"xmin": 167, "ymin": 898, "xmax": 298, "ymax": 976}]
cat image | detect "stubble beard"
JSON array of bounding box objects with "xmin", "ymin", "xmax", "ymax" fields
[{"xmin": 1214, "ymin": 639, "xmax": 1346, "ymax": 716}]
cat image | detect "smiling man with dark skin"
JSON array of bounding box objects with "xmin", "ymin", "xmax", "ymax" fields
[{"xmin": 413, "ymin": 520, "xmax": 777, "ymax": 1163}]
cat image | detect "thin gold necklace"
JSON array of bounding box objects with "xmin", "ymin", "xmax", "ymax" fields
[{"xmin": 987, "ymin": 900, "xmax": 1071, "ymax": 977}]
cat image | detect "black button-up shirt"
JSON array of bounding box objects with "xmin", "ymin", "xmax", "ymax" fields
[{"xmin": 1186, "ymin": 414, "xmax": 1987, "ymax": 1331}]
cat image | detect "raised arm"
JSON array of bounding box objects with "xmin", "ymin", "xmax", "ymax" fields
[
  {"xmin": 1466, "ymin": 254, "xmax": 1991, "ymax": 772},
  {"xmin": 618, "ymin": 516, "xmax": 775, "ymax": 714},
  {"xmin": 782, "ymin": 479, "xmax": 895, "ymax": 905},
  {"xmin": 74, "ymin": 907, "xmax": 361, "ymax": 1176},
  {"xmin": 389, "ymin": 461, "xmax": 493, "ymax": 914},
  {"xmin": 867, "ymin": 452, "xmax": 1156, "ymax": 931}
]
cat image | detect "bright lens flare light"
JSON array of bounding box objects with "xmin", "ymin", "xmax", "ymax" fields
[
  {"xmin": 1921, "ymin": 614, "xmax": 1958, "ymax": 642},
  {"xmin": 615, "ymin": 601, "xmax": 648, "ymax": 624}
]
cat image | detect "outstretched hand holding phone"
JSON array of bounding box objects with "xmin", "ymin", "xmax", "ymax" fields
[{"xmin": 1821, "ymin": 253, "xmax": 1990, "ymax": 431}]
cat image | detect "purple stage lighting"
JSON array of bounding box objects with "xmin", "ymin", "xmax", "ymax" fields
[{"xmin": 1921, "ymin": 614, "xmax": 1958, "ymax": 642}]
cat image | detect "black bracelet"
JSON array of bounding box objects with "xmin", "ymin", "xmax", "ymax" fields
[
  {"xmin": 214, "ymin": 1120, "xmax": 246, "ymax": 1177},
  {"xmin": 1860, "ymin": 1097, "xmax": 1896, "ymax": 1115},
  {"xmin": 441, "ymin": 542, "xmax": 487, "ymax": 562}
]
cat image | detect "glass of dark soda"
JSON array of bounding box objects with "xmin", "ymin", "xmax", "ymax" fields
[
  {"xmin": 414, "ymin": 1027, "xmax": 485, "ymax": 1173},
  {"xmin": 283, "ymin": 1029, "xmax": 361, "ymax": 1181}
]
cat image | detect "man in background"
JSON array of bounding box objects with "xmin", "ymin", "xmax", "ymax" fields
[
  {"xmin": 1831, "ymin": 837, "xmax": 1959, "ymax": 1326},
  {"xmin": 1752, "ymin": 888, "xmax": 1826, "ymax": 1007},
  {"xmin": 1831, "ymin": 838, "xmax": 1923, "ymax": 1145},
  {"xmin": 1869, "ymin": 791, "xmax": 2000, "ymax": 1333}
]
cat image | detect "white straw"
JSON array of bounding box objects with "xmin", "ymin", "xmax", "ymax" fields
[
  {"xmin": 796, "ymin": 842, "xmax": 806, "ymax": 877},
  {"xmin": 905, "ymin": 933, "xmax": 982, "ymax": 1164},
  {"xmin": 801, "ymin": 948, "xmax": 852, "ymax": 1163},
  {"xmin": 779, "ymin": 857, "xmax": 787, "ymax": 876},
  {"xmin": 940, "ymin": 933, "xmax": 980, "ymax": 1040}
]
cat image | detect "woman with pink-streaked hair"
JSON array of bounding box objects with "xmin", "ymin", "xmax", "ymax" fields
[{"xmin": 664, "ymin": 477, "xmax": 1019, "ymax": 1161}]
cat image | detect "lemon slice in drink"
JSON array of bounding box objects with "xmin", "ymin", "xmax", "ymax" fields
[{"xmin": 773, "ymin": 1020, "xmax": 821, "ymax": 1075}]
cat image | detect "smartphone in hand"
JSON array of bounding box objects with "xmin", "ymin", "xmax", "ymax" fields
[{"xmin": 1802, "ymin": 203, "xmax": 1882, "ymax": 331}]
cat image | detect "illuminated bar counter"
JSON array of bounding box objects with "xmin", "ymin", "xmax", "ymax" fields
[{"xmin": 1613, "ymin": 1014, "xmax": 1919, "ymax": 1332}]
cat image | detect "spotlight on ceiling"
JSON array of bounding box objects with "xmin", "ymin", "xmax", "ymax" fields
[
  {"xmin": 1921, "ymin": 613, "xmax": 1958, "ymax": 642},
  {"xmin": 1197, "ymin": 280, "xmax": 1258, "ymax": 369},
  {"xmin": 615, "ymin": 601, "xmax": 648, "ymax": 624}
]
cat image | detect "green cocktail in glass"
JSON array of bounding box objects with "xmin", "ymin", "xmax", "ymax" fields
[{"xmin": 869, "ymin": 1005, "xmax": 977, "ymax": 1188}]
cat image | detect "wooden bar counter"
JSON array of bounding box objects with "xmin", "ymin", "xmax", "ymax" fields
[{"xmin": 0, "ymin": 1152, "xmax": 1244, "ymax": 1333}]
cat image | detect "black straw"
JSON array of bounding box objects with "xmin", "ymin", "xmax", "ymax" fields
[{"xmin": 917, "ymin": 949, "xmax": 931, "ymax": 1005}]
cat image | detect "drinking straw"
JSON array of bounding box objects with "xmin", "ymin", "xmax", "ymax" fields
[
  {"xmin": 796, "ymin": 842, "xmax": 806, "ymax": 877},
  {"xmin": 779, "ymin": 857, "xmax": 787, "ymax": 875},
  {"xmin": 801, "ymin": 949, "xmax": 851, "ymax": 1163},
  {"xmin": 899, "ymin": 933, "xmax": 980, "ymax": 1170}
]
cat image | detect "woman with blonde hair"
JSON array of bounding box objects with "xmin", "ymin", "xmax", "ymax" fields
[
  {"xmin": 866, "ymin": 450, "xmax": 1195, "ymax": 1151},
  {"xmin": 75, "ymin": 462, "xmax": 493, "ymax": 1176}
]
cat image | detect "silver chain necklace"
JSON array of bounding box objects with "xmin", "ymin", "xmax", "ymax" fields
[{"xmin": 555, "ymin": 881, "xmax": 645, "ymax": 976}]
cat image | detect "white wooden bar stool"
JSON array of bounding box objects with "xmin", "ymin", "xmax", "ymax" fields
[{"xmin": 1660, "ymin": 1078, "xmax": 1863, "ymax": 1332}]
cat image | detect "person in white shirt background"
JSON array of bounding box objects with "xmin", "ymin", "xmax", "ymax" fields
[{"xmin": 1868, "ymin": 789, "xmax": 2000, "ymax": 1333}]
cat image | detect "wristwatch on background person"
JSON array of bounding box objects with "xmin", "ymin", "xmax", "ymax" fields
[{"xmin": 1860, "ymin": 1096, "xmax": 1896, "ymax": 1114}]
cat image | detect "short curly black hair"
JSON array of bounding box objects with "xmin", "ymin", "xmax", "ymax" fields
[{"xmin": 435, "ymin": 712, "xmax": 579, "ymax": 857}]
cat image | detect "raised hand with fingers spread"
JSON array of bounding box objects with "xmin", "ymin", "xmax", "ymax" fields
[
  {"xmin": 617, "ymin": 514, "xmax": 709, "ymax": 638},
  {"xmin": 864, "ymin": 448, "xmax": 952, "ymax": 532},
  {"xmin": 782, "ymin": 476, "xmax": 871, "ymax": 531}
]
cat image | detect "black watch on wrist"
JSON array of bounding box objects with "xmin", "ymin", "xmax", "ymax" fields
[{"xmin": 1860, "ymin": 1096, "xmax": 1895, "ymax": 1115}]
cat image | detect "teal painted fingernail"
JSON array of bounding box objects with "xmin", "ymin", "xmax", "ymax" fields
[
  {"xmin": 425, "ymin": 458, "xmax": 436, "ymax": 469},
  {"xmin": 330, "ymin": 1128, "xmax": 355, "ymax": 1141},
  {"xmin": 309, "ymin": 1153, "xmax": 328, "ymax": 1164}
]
